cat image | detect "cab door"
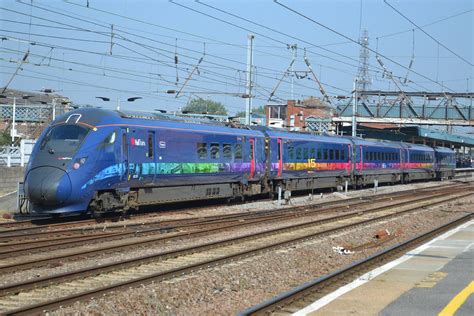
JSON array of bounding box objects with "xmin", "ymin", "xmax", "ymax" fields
[{"xmin": 121, "ymin": 129, "xmax": 129, "ymax": 181}]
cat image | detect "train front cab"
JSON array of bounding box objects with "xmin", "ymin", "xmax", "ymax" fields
[{"xmin": 22, "ymin": 111, "xmax": 106, "ymax": 215}]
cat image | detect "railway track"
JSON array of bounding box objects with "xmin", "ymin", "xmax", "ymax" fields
[
  {"xmin": 0, "ymin": 181, "xmax": 467, "ymax": 246},
  {"xmin": 0, "ymin": 186, "xmax": 472, "ymax": 315},
  {"xmin": 0, "ymin": 181, "xmax": 467, "ymax": 235},
  {"xmin": 0, "ymin": 184, "xmax": 469, "ymax": 266},
  {"xmin": 238, "ymin": 214, "xmax": 473, "ymax": 315}
]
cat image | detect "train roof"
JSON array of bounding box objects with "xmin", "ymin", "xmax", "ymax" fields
[
  {"xmin": 56, "ymin": 108, "xmax": 264, "ymax": 138},
  {"xmin": 264, "ymin": 130, "xmax": 353, "ymax": 144},
  {"xmin": 433, "ymin": 146, "xmax": 455, "ymax": 154},
  {"xmin": 401, "ymin": 142, "xmax": 435, "ymax": 151},
  {"xmin": 350, "ymin": 137, "xmax": 403, "ymax": 148}
]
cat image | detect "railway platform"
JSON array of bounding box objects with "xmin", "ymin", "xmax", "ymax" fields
[{"xmin": 296, "ymin": 219, "xmax": 474, "ymax": 316}]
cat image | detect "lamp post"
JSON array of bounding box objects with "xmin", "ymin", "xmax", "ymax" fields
[
  {"xmin": 96, "ymin": 96, "xmax": 142, "ymax": 111},
  {"xmin": 352, "ymin": 78, "xmax": 358, "ymax": 137}
]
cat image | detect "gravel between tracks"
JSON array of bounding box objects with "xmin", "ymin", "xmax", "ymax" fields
[{"xmin": 38, "ymin": 190, "xmax": 473, "ymax": 315}]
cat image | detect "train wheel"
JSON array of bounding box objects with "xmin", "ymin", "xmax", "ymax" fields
[
  {"xmin": 404, "ymin": 174, "xmax": 410, "ymax": 183},
  {"xmin": 90, "ymin": 208, "xmax": 106, "ymax": 220}
]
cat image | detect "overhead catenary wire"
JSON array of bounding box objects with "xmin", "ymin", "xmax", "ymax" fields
[
  {"xmin": 384, "ymin": 0, "xmax": 473, "ymax": 67},
  {"xmin": 273, "ymin": 0, "xmax": 456, "ymax": 93},
  {"xmin": 376, "ymin": 8, "xmax": 473, "ymax": 40},
  {"xmin": 176, "ymin": 0, "xmax": 439, "ymax": 93},
  {"xmin": 3, "ymin": 0, "xmax": 458, "ymax": 110},
  {"xmin": 14, "ymin": 0, "xmax": 397, "ymax": 96}
]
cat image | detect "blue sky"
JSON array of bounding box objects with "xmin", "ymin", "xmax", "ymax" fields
[{"xmin": 0, "ymin": 0, "xmax": 472, "ymax": 115}]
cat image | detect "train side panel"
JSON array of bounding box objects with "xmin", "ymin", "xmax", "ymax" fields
[{"xmin": 267, "ymin": 131, "xmax": 352, "ymax": 192}]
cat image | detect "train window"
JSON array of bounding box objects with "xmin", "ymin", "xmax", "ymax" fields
[
  {"xmin": 335, "ymin": 150, "xmax": 340, "ymax": 160},
  {"xmin": 341, "ymin": 149, "xmax": 345, "ymax": 161},
  {"xmin": 197, "ymin": 143, "xmax": 207, "ymax": 159},
  {"xmin": 303, "ymin": 148, "xmax": 309, "ymax": 160},
  {"xmin": 234, "ymin": 144, "xmax": 242, "ymax": 159},
  {"xmin": 324, "ymin": 149, "xmax": 328, "ymax": 161},
  {"xmin": 40, "ymin": 124, "xmax": 89, "ymax": 154},
  {"xmin": 288, "ymin": 146, "xmax": 294, "ymax": 160},
  {"xmin": 147, "ymin": 132, "xmax": 154, "ymax": 158},
  {"xmin": 365, "ymin": 151, "xmax": 368, "ymax": 161},
  {"xmin": 329, "ymin": 149, "xmax": 334, "ymax": 160},
  {"xmin": 223, "ymin": 144, "xmax": 232, "ymax": 159},
  {"xmin": 210, "ymin": 143, "xmax": 220, "ymax": 159},
  {"xmin": 296, "ymin": 148, "xmax": 302, "ymax": 160},
  {"xmin": 317, "ymin": 148, "xmax": 322, "ymax": 160},
  {"xmin": 104, "ymin": 131, "xmax": 116, "ymax": 144},
  {"xmin": 249, "ymin": 142, "xmax": 254, "ymax": 160},
  {"xmin": 310, "ymin": 148, "xmax": 316, "ymax": 159}
]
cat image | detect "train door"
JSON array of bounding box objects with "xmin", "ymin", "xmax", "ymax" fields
[
  {"xmin": 147, "ymin": 131, "xmax": 156, "ymax": 184},
  {"xmin": 357, "ymin": 145, "xmax": 363, "ymax": 171},
  {"xmin": 277, "ymin": 138, "xmax": 283, "ymax": 177},
  {"xmin": 401, "ymin": 149, "xmax": 406, "ymax": 170},
  {"xmin": 249, "ymin": 138, "xmax": 255, "ymax": 179},
  {"xmin": 121, "ymin": 129, "xmax": 129, "ymax": 181}
]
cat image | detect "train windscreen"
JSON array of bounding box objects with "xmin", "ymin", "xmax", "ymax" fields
[{"xmin": 40, "ymin": 124, "xmax": 89, "ymax": 156}]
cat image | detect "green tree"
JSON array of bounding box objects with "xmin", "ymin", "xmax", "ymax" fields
[
  {"xmin": 235, "ymin": 105, "xmax": 266, "ymax": 117},
  {"xmin": 182, "ymin": 98, "xmax": 228, "ymax": 115},
  {"xmin": 0, "ymin": 129, "xmax": 11, "ymax": 146}
]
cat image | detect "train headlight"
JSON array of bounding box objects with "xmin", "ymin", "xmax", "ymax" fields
[{"xmin": 73, "ymin": 157, "xmax": 88, "ymax": 170}]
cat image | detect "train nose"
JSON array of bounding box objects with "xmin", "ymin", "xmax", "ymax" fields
[{"xmin": 25, "ymin": 167, "xmax": 72, "ymax": 205}]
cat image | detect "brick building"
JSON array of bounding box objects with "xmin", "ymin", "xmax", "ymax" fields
[{"xmin": 265, "ymin": 97, "xmax": 335, "ymax": 133}]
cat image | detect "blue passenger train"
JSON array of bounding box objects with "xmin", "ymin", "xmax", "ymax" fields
[{"xmin": 20, "ymin": 108, "xmax": 456, "ymax": 216}]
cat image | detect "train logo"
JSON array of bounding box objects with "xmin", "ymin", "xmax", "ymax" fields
[{"xmin": 130, "ymin": 137, "xmax": 146, "ymax": 147}]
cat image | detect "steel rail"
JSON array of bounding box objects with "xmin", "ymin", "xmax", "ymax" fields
[
  {"xmin": 0, "ymin": 182, "xmax": 465, "ymax": 242},
  {"xmin": 238, "ymin": 214, "xmax": 473, "ymax": 315},
  {"xmin": 0, "ymin": 184, "xmax": 462, "ymax": 257},
  {"xmin": 0, "ymin": 186, "xmax": 469, "ymax": 273},
  {"xmin": 0, "ymin": 181, "xmax": 467, "ymax": 235},
  {"xmin": 1, "ymin": 190, "xmax": 471, "ymax": 315}
]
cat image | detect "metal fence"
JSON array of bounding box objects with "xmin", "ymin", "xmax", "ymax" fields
[
  {"xmin": 0, "ymin": 104, "xmax": 70, "ymax": 122},
  {"xmin": 0, "ymin": 139, "xmax": 36, "ymax": 167}
]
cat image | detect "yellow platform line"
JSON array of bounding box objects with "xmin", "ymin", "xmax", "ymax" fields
[{"xmin": 438, "ymin": 280, "xmax": 474, "ymax": 316}]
